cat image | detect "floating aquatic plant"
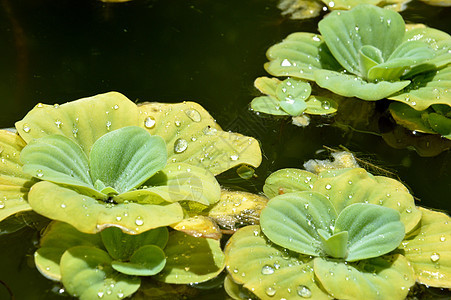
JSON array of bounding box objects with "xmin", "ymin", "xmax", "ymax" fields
[
  {"xmin": 225, "ymin": 167, "xmax": 451, "ymax": 299},
  {"xmin": 266, "ymin": 4, "xmax": 451, "ymax": 108},
  {"xmin": 250, "ymin": 77, "xmax": 338, "ymax": 120},
  {"xmin": 34, "ymin": 221, "xmax": 225, "ymax": 299},
  {"xmin": 0, "ymin": 92, "xmax": 262, "ymax": 235}
]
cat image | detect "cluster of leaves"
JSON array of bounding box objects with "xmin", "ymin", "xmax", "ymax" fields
[
  {"xmin": 34, "ymin": 222, "xmax": 225, "ymax": 299},
  {"xmin": 250, "ymin": 77, "xmax": 338, "ymax": 118},
  {"xmin": 224, "ymin": 167, "xmax": 451, "ymax": 299}
]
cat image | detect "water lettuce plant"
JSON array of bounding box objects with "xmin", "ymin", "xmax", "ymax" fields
[
  {"xmin": 265, "ymin": 4, "xmax": 451, "ymax": 108},
  {"xmin": 225, "ymin": 167, "xmax": 451, "ymax": 299},
  {"xmin": 250, "ymin": 77, "xmax": 338, "ymax": 117},
  {"xmin": 0, "ymin": 91, "xmax": 262, "ymax": 235},
  {"xmin": 34, "ymin": 221, "xmax": 225, "ymax": 299}
]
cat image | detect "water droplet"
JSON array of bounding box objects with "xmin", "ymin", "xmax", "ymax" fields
[
  {"xmin": 144, "ymin": 116, "xmax": 156, "ymax": 129},
  {"xmin": 0, "ymin": 201, "xmax": 5, "ymax": 209},
  {"xmin": 113, "ymin": 104, "xmax": 119, "ymax": 110},
  {"xmin": 328, "ymin": 1, "xmax": 335, "ymax": 7},
  {"xmin": 135, "ymin": 217, "xmax": 144, "ymax": 226},
  {"xmin": 22, "ymin": 124, "xmax": 31, "ymax": 133},
  {"xmin": 174, "ymin": 138, "xmax": 188, "ymax": 153},
  {"xmin": 36, "ymin": 103, "xmax": 44, "ymax": 108},
  {"xmin": 174, "ymin": 120, "xmax": 181, "ymax": 127},
  {"xmin": 297, "ymin": 285, "xmax": 312, "ymax": 298},
  {"xmin": 325, "ymin": 184, "xmax": 332, "ymax": 190},
  {"xmin": 312, "ymin": 35, "xmax": 320, "ymax": 42},
  {"xmin": 261, "ymin": 265, "xmax": 275, "ymax": 275},
  {"xmin": 430, "ymin": 253, "xmax": 440, "ymax": 262},
  {"xmin": 106, "ymin": 121, "xmax": 112, "ymax": 130},
  {"xmin": 116, "ymin": 216, "xmax": 122, "ymax": 221},
  {"xmin": 184, "ymin": 266, "xmax": 190, "ymax": 271},
  {"xmin": 321, "ymin": 101, "xmax": 331, "ymax": 110},
  {"xmin": 440, "ymin": 236, "xmax": 446, "ymax": 242},
  {"xmin": 265, "ymin": 287, "xmax": 276, "ymax": 297},
  {"xmin": 185, "ymin": 109, "xmax": 202, "ymax": 122},
  {"xmin": 55, "ymin": 120, "xmax": 62, "ymax": 128},
  {"xmin": 281, "ymin": 59, "xmax": 292, "ymax": 67},
  {"xmin": 355, "ymin": 26, "xmax": 359, "ymax": 31},
  {"xmin": 98, "ymin": 291, "xmax": 104, "ymax": 298},
  {"xmin": 230, "ymin": 154, "xmax": 239, "ymax": 161},
  {"xmin": 36, "ymin": 170, "xmax": 44, "ymax": 178},
  {"xmin": 61, "ymin": 204, "xmax": 66, "ymax": 208},
  {"xmin": 53, "ymin": 104, "xmax": 60, "ymax": 109}
]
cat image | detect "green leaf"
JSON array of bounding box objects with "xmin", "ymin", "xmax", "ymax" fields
[
  {"xmin": 254, "ymin": 76, "xmax": 279, "ymax": 97},
  {"xmin": 225, "ymin": 226, "xmax": 331, "ymax": 300},
  {"xmin": 250, "ymin": 96, "xmax": 289, "ymax": 116},
  {"xmin": 60, "ymin": 246, "xmax": 140, "ymax": 300},
  {"xmin": 0, "ymin": 130, "xmax": 34, "ymax": 222},
  {"xmin": 276, "ymin": 78, "xmax": 310, "ymax": 116},
  {"xmin": 28, "ymin": 181, "xmax": 184, "ymax": 234},
  {"xmin": 427, "ymin": 112, "xmax": 451, "ymax": 138},
  {"xmin": 314, "ymin": 69, "xmax": 411, "ymax": 100},
  {"xmin": 20, "ymin": 134, "xmax": 98, "ymax": 194},
  {"xmin": 265, "ymin": 32, "xmax": 342, "ymax": 81},
  {"xmin": 313, "ymin": 168, "xmax": 421, "ymax": 234},
  {"xmin": 15, "ymin": 92, "xmax": 140, "ymax": 156},
  {"xmin": 318, "ymin": 4, "xmax": 405, "ymax": 76},
  {"xmin": 359, "ymin": 45, "xmax": 384, "ymax": 78},
  {"xmin": 34, "ymin": 221, "xmax": 104, "ymax": 281},
  {"xmin": 262, "ymin": 168, "xmax": 317, "ymax": 199},
  {"xmin": 388, "ymin": 65, "xmax": 451, "ymax": 110},
  {"xmin": 305, "ymin": 96, "xmax": 338, "ymax": 115},
  {"xmin": 368, "ymin": 41, "xmax": 435, "ymax": 81},
  {"xmin": 400, "ymin": 207, "xmax": 451, "ymax": 287},
  {"xmin": 314, "ymin": 255, "xmax": 415, "ymax": 300},
  {"xmin": 112, "ymin": 245, "xmax": 166, "ymax": 276},
  {"xmin": 101, "ymin": 226, "xmax": 168, "ymax": 260},
  {"xmin": 318, "ymin": 229, "xmax": 349, "ymax": 259},
  {"xmin": 90, "ymin": 126, "xmax": 167, "ymax": 194},
  {"xmin": 138, "ymin": 101, "xmax": 261, "ymax": 176},
  {"xmin": 389, "ymin": 102, "xmax": 436, "ymax": 134},
  {"xmin": 260, "ymin": 191, "xmax": 337, "ymax": 256},
  {"xmin": 155, "ymin": 231, "xmax": 225, "ymax": 284},
  {"xmin": 334, "ymin": 203, "xmax": 405, "ymax": 261}
]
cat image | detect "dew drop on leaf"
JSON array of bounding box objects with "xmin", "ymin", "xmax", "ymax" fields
[
  {"xmin": 0, "ymin": 201, "xmax": 5, "ymax": 209},
  {"xmin": 297, "ymin": 285, "xmax": 312, "ymax": 298},
  {"xmin": 261, "ymin": 265, "xmax": 275, "ymax": 275},
  {"xmin": 36, "ymin": 169, "xmax": 44, "ymax": 178},
  {"xmin": 135, "ymin": 217, "xmax": 144, "ymax": 226},
  {"xmin": 430, "ymin": 253, "xmax": 440, "ymax": 262},
  {"xmin": 144, "ymin": 116, "xmax": 156, "ymax": 129},
  {"xmin": 321, "ymin": 101, "xmax": 331, "ymax": 110},
  {"xmin": 325, "ymin": 184, "xmax": 332, "ymax": 190},
  {"xmin": 185, "ymin": 109, "xmax": 202, "ymax": 122},
  {"xmin": 22, "ymin": 124, "xmax": 31, "ymax": 133},
  {"xmin": 174, "ymin": 138, "xmax": 188, "ymax": 153},
  {"xmin": 230, "ymin": 154, "xmax": 239, "ymax": 161},
  {"xmin": 265, "ymin": 287, "xmax": 276, "ymax": 297},
  {"xmin": 440, "ymin": 236, "xmax": 446, "ymax": 242}
]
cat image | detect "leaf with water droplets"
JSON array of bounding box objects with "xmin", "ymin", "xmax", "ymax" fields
[
  {"xmin": 314, "ymin": 254, "xmax": 415, "ymax": 300},
  {"xmin": 314, "ymin": 168, "xmax": 421, "ymax": 233},
  {"xmin": 314, "ymin": 69, "xmax": 411, "ymax": 100},
  {"xmin": 15, "ymin": 92, "xmax": 139, "ymax": 156},
  {"xmin": 123, "ymin": 162, "xmax": 221, "ymax": 206},
  {"xmin": 263, "ymin": 168, "xmax": 318, "ymax": 199},
  {"xmin": 265, "ymin": 32, "xmax": 342, "ymax": 81},
  {"xmin": 90, "ymin": 126, "xmax": 167, "ymax": 194},
  {"xmin": 155, "ymin": 230, "xmax": 225, "ymax": 284},
  {"xmin": 224, "ymin": 226, "xmax": 331, "ymax": 300},
  {"xmin": 318, "ymin": 4, "xmax": 405, "ymax": 76},
  {"xmin": 138, "ymin": 101, "xmax": 261, "ymax": 175},
  {"xmin": 260, "ymin": 191, "xmax": 337, "ymax": 256},
  {"xmin": 28, "ymin": 181, "xmax": 183, "ymax": 234},
  {"xmin": 388, "ymin": 65, "xmax": 451, "ymax": 110},
  {"xmin": 305, "ymin": 95, "xmax": 338, "ymax": 115},
  {"xmin": 101, "ymin": 226, "xmax": 168, "ymax": 260},
  {"xmin": 20, "ymin": 134, "xmax": 100, "ymax": 195},
  {"xmin": 250, "ymin": 96, "xmax": 290, "ymax": 116},
  {"xmin": 60, "ymin": 246, "xmax": 140, "ymax": 299},
  {"xmin": 276, "ymin": 78, "xmax": 311, "ymax": 116},
  {"xmin": 0, "ymin": 130, "xmax": 34, "ymax": 222},
  {"xmin": 335, "ymin": 203, "xmax": 405, "ymax": 261},
  {"xmin": 400, "ymin": 207, "xmax": 451, "ymax": 287},
  {"xmin": 111, "ymin": 245, "xmax": 166, "ymax": 276}
]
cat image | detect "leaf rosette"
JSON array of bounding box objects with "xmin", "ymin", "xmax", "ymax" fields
[
  {"xmin": 0, "ymin": 92, "xmax": 262, "ymax": 235},
  {"xmin": 225, "ymin": 167, "xmax": 451, "ymax": 299},
  {"xmin": 265, "ymin": 4, "xmax": 451, "ymax": 108},
  {"xmin": 34, "ymin": 221, "xmax": 225, "ymax": 299}
]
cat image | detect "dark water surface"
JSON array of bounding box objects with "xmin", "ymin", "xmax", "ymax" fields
[{"xmin": 0, "ymin": 0, "xmax": 450, "ymax": 299}]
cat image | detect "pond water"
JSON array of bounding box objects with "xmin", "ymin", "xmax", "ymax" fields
[{"xmin": 0, "ymin": 0, "xmax": 450, "ymax": 299}]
